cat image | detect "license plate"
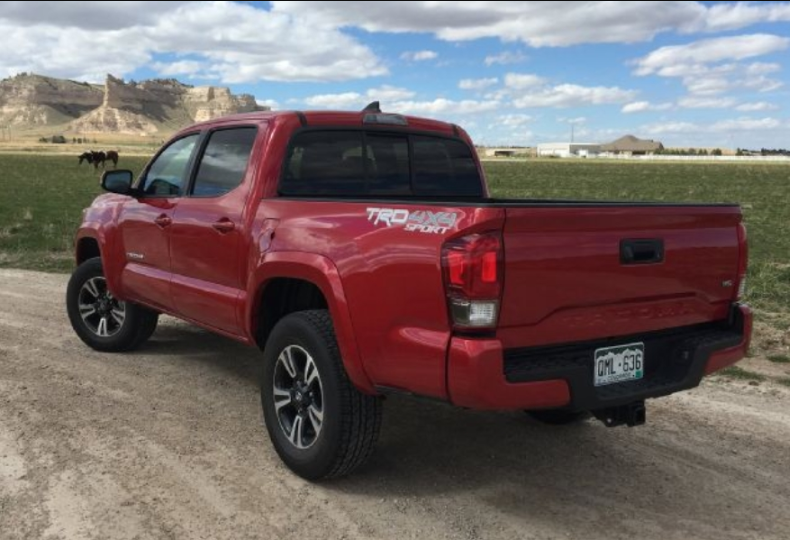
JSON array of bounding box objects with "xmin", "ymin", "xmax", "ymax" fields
[{"xmin": 594, "ymin": 342, "xmax": 644, "ymax": 387}]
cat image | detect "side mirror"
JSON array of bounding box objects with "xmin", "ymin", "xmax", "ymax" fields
[{"xmin": 101, "ymin": 169, "xmax": 135, "ymax": 195}]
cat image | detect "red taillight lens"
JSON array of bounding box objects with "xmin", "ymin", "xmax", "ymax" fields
[
  {"xmin": 736, "ymin": 221, "xmax": 748, "ymax": 300},
  {"xmin": 442, "ymin": 232, "xmax": 502, "ymax": 299},
  {"xmin": 442, "ymin": 231, "xmax": 503, "ymax": 329}
]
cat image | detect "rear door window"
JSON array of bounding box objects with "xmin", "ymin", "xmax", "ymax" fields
[
  {"xmin": 282, "ymin": 131, "xmax": 365, "ymax": 195},
  {"xmin": 281, "ymin": 130, "xmax": 482, "ymax": 198}
]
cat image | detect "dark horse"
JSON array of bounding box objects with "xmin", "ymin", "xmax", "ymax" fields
[
  {"xmin": 90, "ymin": 150, "xmax": 119, "ymax": 169},
  {"xmin": 105, "ymin": 150, "xmax": 119, "ymax": 168},
  {"xmin": 78, "ymin": 152, "xmax": 93, "ymax": 166},
  {"xmin": 90, "ymin": 151, "xmax": 106, "ymax": 169}
]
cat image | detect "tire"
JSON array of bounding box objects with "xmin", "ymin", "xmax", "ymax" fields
[
  {"xmin": 66, "ymin": 257, "xmax": 159, "ymax": 352},
  {"xmin": 261, "ymin": 310, "xmax": 382, "ymax": 480},
  {"xmin": 526, "ymin": 409, "xmax": 591, "ymax": 425}
]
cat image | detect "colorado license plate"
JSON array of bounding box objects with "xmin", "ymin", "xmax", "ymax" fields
[{"xmin": 594, "ymin": 342, "xmax": 644, "ymax": 387}]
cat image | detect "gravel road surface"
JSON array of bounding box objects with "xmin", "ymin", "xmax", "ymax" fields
[{"xmin": 1, "ymin": 269, "xmax": 789, "ymax": 540}]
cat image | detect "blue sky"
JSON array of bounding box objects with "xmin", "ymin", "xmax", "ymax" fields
[{"xmin": 1, "ymin": 1, "xmax": 789, "ymax": 148}]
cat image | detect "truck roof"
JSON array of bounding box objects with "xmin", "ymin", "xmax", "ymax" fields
[{"xmin": 176, "ymin": 109, "xmax": 462, "ymax": 138}]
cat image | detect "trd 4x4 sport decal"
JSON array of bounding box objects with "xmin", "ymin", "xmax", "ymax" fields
[{"xmin": 366, "ymin": 208, "xmax": 459, "ymax": 234}]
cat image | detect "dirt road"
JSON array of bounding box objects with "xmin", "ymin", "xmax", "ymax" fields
[{"xmin": 1, "ymin": 269, "xmax": 789, "ymax": 540}]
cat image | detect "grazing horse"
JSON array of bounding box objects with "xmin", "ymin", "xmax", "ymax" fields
[
  {"xmin": 105, "ymin": 150, "xmax": 119, "ymax": 168},
  {"xmin": 90, "ymin": 150, "xmax": 106, "ymax": 170},
  {"xmin": 78, "ymin": 152, "xmax": 93, "ymax": 166}
]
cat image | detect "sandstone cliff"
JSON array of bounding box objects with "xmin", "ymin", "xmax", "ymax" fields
[
  {"xmin": 0, "ymin": 74, "xmax": 103, "ymax": 127},
  {"xmin": 0, "ymin": 73, "xmax": 269, "ymax": 135}
]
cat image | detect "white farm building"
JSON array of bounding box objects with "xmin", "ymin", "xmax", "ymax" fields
[{"xmin": 537, "ymin": 142, "xmax": 601, "ymax": 158}]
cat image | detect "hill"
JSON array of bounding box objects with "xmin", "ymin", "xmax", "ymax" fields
[{"xmin": 0, "ymin": 73, "xmax": 268, "ymax": 136}]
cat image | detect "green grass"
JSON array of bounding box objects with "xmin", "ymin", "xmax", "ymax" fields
[
  {"xmin": 777, "ymin": 377, "xmax": 790, "ymax": 388},
  {"xmin": 767, "ymin": 354, "xmax": 790, "ymax": 364},
  {"xmin": 718, "ymin": 366, "xmax": 767, "ymax": 382},
  {"xmin": 0, "ymin": 154, "xmax": 149, "ymax": 271},
  {"xmin": 0, "ymin": 155, "xmax": 789, "ymax": 313}
]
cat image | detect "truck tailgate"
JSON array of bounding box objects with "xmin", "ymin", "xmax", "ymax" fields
[{"xmin": 497, "ymin": 204, "xmax": 742, "ymax": 348}]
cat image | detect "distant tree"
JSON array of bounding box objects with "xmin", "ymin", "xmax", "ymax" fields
[
  {"xmin": 712, "ymin": 148, "xmax": 722, "ymax": 156},
  {"xmin": 699, "ymin": 149, "xmax": 708, "ymax": 156},
  {"xmin": 52, "ymin": 135, "xmax": 67, "ymax": 144},
  {"xmin": 72, "ymin": 137, "xmax": 77, "ymax": 144},
  {"xmin": 38, "ymin": 136, "xmax": 48, "ymax": 143},
  {"xmin": 688, "ymin": 148, "xmax": 697, "ymax": 155}
]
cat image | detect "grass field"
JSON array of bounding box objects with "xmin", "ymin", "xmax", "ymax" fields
[{"xmin": 1, "ymin": 154, "xmax": 789, "ymax": 316}]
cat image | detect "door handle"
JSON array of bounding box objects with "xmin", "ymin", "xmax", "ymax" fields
[
  {"xmin": 212, "ymin": 218, "xmax": 235, "ymax": 234},
  {"xmin": 154, "ymin": 214, "xmax": 172, "ymax": 228}
]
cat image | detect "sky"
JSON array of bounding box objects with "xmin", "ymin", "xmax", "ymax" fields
[{"xmin": 1, "ymin": 1, "xmax": 789, "ymax": 149}]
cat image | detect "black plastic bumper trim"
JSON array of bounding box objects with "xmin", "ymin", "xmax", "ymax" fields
[{"xmin": 503, "ymin": 309, "xmax": 746, "ymax": 412}]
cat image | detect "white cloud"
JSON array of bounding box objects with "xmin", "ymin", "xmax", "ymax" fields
[
  {"xmin": 0, "ymin": 1, "xmax": 192, "ymax": 30},
  {"xmin": 304, "ymin": 85, "xmax": 416, "ymax": 109},
  {"xmin": 272, "ymin": 1, "xmax": 790, "ymax": 47},
  {"xmin": 513, "ymin": 84, "xmax": 637, "ymax": 108},
  {"xmin": 634, "ymin": 34, "xmax": 790, "ymax": 76},
  {"xmin": 400, "ymin": 50, "xmax": 438, "ymax": 62},
  {"xmin": 678, "ymin": 96, "xmax": 737, "ymax": 108},
  {"xmin": 0, "ymin": 1, "xmax": 387, "ymax": 82},
  {"xmin": 735, "ymin": 101, "xmax": 779, "ymax": 112},
  {"xmin": 642, "ymin": 116, "xmax": 784, "ymax": 135},
  {"xmin": 697, "ymin": 2, "xmax": 790, "ymax": 32},
  {"xmin": 621, "ymin": 101, "xmax": 673, "ymax": 113},
  {"xmin": 273, "ymin": 1, "xmax": 705, "ymax": 46},
  {"xmin": 304, "ymin": 92, "xmax": 365, "ymax": 109},
  {"xmin": 558, "ymin": 116, "xmax": 587, "ymax": 124},
  {"xmin": 633, "ymin": 36, "xmax": 787, "ymax": 97},
  {"xmin": 484, "ymin": 51, "xmax": 528, "ymax": 66},
  {"xmin": 503, "ymin": 73, "xmax": 546, "ymax": 90},
  {"xmin": 389, "ymin": 99, "xmax": 501, "ymax": 117},
  {"xmin": 369, "ymin": 85, "xmax": 417, "ymax": 101},
  {"xmin": 459, "ymin": 77, "xmax": 499, "ymax": 91},
  {"xmin": 151, "ymin": 60, "xmax": 205, "ymax": 77},
  {"xmin": 710, "ymin": 117, "xmax": 783, "ymax": 131},
  {"xmin": 497, "ymin": 114, "xmax": 533, "ymax": 128},
  {"xmin": 256, "ymin": 98, "xmax": 279, "ymax": 110}
]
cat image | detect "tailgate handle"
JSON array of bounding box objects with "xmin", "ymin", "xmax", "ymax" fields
[{"xmin": 620, "ymin": 239, "xmax": 664, "ymax": 265}]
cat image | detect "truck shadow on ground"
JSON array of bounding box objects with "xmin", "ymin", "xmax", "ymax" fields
[{"xmin": 137, "ymin": 321, "xmax": 783, "ymax": 537}]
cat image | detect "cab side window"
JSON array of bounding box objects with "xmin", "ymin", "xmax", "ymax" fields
[
  {"xmin": 140, "ymin": 134, "xmax": 199, "ymax": 196},
  {"xmin": 191, "ymin": 128, "xmax": 257, "ymax": 197}
]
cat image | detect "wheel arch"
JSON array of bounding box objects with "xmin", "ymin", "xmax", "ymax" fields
[{"xmin": 248, "ymin": 252, "xmax": 375, "ymax": 394}]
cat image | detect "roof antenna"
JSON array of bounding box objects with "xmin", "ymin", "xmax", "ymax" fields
[{"xmin": 362, "ymin": 101, "xmax": 381, "ymax": 113}]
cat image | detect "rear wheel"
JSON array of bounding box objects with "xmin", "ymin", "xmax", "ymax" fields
[
  {"xmin": 66, "ymin": 257, "xmax": 159, "ymax": 352},
  {"xmin": 526, "ymin": 409, "xmax": 591, "ymax": 425},
  {"xmin": 261, "ymin": 310, "xmax": 382, "ymax": 480}
]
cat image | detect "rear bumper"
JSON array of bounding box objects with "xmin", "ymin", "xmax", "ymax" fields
[{"xmin": 447, "ymin": 304, "xmax": 752, "ymax": 411}]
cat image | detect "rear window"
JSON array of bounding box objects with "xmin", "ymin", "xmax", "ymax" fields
[{"xmin": 280, "ymin": 130, "xmax": 482, "ymax": 197}]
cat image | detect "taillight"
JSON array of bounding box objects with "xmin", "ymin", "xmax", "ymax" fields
[
  {"xmin": 441, "ymin": 231, "xmax": 503, "ymax": 329},
  {"xmin": 736, "ymin": 221, "xmax": 748, "ymax": 300}
]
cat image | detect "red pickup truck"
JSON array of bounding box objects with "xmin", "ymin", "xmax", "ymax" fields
[{"xmin": 67, "ymin": 105, "xmax": 752, "ymax": 479}]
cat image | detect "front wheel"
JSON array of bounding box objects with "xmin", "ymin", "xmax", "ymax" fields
[
  {"xmin": 261, "ymin": 310, "xmax": 382, "ymax": 480},
  {"xmin": 66, "ymin": 257, "xmax": 159, "ymax": 352}
]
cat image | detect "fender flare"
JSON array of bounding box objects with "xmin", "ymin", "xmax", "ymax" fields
[
  {"xmin": 247, "ymin": 251, "xmax": 375, "ymax": 394},
  {"xmin": 74, "ymin": 224, "xmax": 125, "ymax": 297}
]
